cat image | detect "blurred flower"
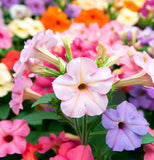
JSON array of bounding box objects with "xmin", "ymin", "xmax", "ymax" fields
[
  {"xmin": 0, "ymin": 27, "xmax": 12, "ymax": 49},
  {"xmin": 0, "ymin": 119, "xmax": 30, "ymax": 157},
  {"xmin": 129, "ymin": 85, "xmax": 154, "ymax": 110},
  {"xmin": 21, "ymin": 143, "xmax": 42, "ymax": 160},
  {"xmin": 25, "ymin": 0, "xmax": 45, "ymax": 15},
  {"xmin": 74, "ymin": 8, "xmax": 110, "ymax": 27},
  {"xmin": 116, "ymin": 8, "xmax": 139, "ymax": 25},
  {"xmin": 41, "ymin": 7, "xmax": 71, "ymax": 33},
  {"xmin": 1, "ymin": 0, "xmax": 20, "ymax": 8},
  {"xmin": 143, "ymin": 128, "xmax": 154, "ymax": 160},
  {"xmin": 1, "ymin": 50, "xmax": 20, "ymax": 71},
  {"xmin": 64, "ymin": 4, "xmax": 81, "ymax": 18},
  {"xmin": 0, "ymin": 10, "xmax": 5, "ymax": 27},
  {"xmin": 53, "ymin": 57, "xmax": 113, "ymax": 118},
  {"xmin": 102, "ymin": 101, "xmax": 149, "ymax": 151},
  {"xmin": 0, "ymin": 63, "xmax": 13, "ymax": 97},
  {"xmin": 9, "ymin": 4, "xmax": 32, "ymax": 19}
]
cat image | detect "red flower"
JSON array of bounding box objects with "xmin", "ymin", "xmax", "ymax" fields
[{"xmin": 1, "ymin": 50, "xmax": 20, "ymax": 70}]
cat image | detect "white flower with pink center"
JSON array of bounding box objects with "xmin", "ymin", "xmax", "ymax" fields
[{"xmin": 53, "ymin": 57, "xmax": 113, "ymax": 118}]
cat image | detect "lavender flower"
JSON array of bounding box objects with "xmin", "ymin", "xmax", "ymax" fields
[
  {"xmin": 102, "ymin": 101, "xmax": 149, "ymax": 151},
  {"xmin": 64, "ymin": 4, "xmax": 81, "ymax": 18},
  {"xmin": 129, "ymin": 85, "xmax": 154, "ymax": 111},
  {"xmin": 25, "ymin": 0, "xmax": 45, "ymax": 15},
  {"xmin": 1, "ymin": 0, "xmax": 20, "ymax": 8}
]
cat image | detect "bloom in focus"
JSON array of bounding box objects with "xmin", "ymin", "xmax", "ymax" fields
[
  {"xmin": 0, "ymin": 119, "xmax": 30, "ymax": 157},
  {"xmin": 102, "ymin": 101, "xmax": 149, "ymax": 151},
  {"xmin": 53, "ymin": 57, "xmax": 113, "ymax": 118}
]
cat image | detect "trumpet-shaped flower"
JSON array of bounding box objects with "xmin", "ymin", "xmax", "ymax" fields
[
  {"xmin": 53, "ymin": 57, "xmax": 113, "ymax": 118},
  {"xmin": 102, "ymin": 101, "xmax": 149, "ymax": 151},
  {"xmin": 0, "ymin": 119, "xmax": 30, "ymax": 157}
]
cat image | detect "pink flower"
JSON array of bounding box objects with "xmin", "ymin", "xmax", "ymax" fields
[
  {"xmin": 50, "ymin": 144, "xmax": 94, "ymax": 160},
  {"xmin": 53, "ymin": 57, "xmax": 113, "ymax": 118},
  {"xmin": 0, "ymin": 27, "xmax": 12, "ymax": 49},
  {"xmin": 0, "ymin": 119, "xmax": 30, "ymax": 157},
  {"xmin": 143, "ymin": 128, "xmax": 154, "ymax": 160}
]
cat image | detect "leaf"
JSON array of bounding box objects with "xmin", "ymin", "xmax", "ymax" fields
[
  {"xmin": 142, "ymin": 132, "xmax": 154, "ymax": 144},
  {"xmin": 22, "ymin": 111, "xmax": 60, "ymax": 125},
  {"xmin": 32, "ymin": 93, "xmax": 57, "ymax": 107},
  {"xmin": 0, "ymin": 104, "xmax": 10, "ymax": 119}
]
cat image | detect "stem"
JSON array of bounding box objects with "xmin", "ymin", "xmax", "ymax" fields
[
  {"xmin": 82, "ymin": 115, "xmax": 87, "ymax": 145},
  {"xmin": 74, "ymin": 118, "xmax": 82, "ymax": 139}
]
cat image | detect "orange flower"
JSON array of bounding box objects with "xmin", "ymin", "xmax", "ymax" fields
[
  {"xmin": 123, "ymin": 0, "xmax": 141, "ymax": 12},
  {"xmin": 73, "ymin": 8, "xmax": 110, "ymax": 27},
  {"xmin": 40, "ymin": 7, "xmax": 71, "ymax": 33}
]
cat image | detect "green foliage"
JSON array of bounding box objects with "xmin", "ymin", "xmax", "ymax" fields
[{"xmin": 142, "ymin": 132, "xmax": 154, "ymax": 144}]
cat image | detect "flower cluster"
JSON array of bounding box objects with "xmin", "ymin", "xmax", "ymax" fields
[{"xmin": 0, "ymin": 0, "xmax": 154, "ymax": 160}]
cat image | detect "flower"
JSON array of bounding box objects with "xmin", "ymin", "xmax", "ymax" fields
[
  {"xmin": 0, "ymin": 119, "xmax": 30, "ymax": 157},
  {"xmin": 25, "ymin": 0, "xmax": 45, "ymax": 15},
  {"xmin": 1, "ymin": 50, "xmax": 20, "ymax": 71},
  {"xmin": 21, "ymin": 143, "xmax": 42, "ymax": 160},
  {"xmin": 9, "ymin": 4, "xmax": 32, "ymax": 19},
  {"xmin": 64, "ymin": 4, "xmax": 81, "ymax": 18},
  {"xmin": 0, "ymin": 27, "xmax": 12, "ymax": 49},
  {"xmin": 0, "ymin": 63, "xmax": 14, "ymax": 97},
  {"xmin": 129, "ymin": 85, "xmax": 154, "ymax": 110},
  {"xmin": 143, "ymin": 128, "xmax": 154, "ymax": 160},
  {"xmin": 74, "ymin": 8, "xmax": 110, "ymax": 27},
  {"xmin": 41, "ymin": 7, "xmax": 71, "ymax": 33},
  {"xmin": 102, "ymin": 101, "xmax": 149, "ymax": 151},
  {"xmin": 116, "ymin": 8, "xmax": 139, "ymax": 25},
  {"xmin": 1, "ymin": 0, "xmax": 20, "ymax": 8},
  {"xmin": 53, "ymin": 57, "xmax": 113, "ymax": 118}
]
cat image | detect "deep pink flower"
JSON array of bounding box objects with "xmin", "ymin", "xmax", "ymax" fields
[
  {"xmin": 143, "ymin": 128, "xmax": 154, "ymax": 160},
  {"xmin": 0, "ymin": 119, "xmax": 30, "ymax": 157},
  {"xmin": 53, "ymin": 57, "xmax": 113, "ymax": 118},
  {"xmin": 0, "ymin": 27, "xmax": 12, "ymax": 49}
]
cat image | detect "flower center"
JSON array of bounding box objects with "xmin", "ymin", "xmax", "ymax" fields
[
  {"xmin": 118, "ymin": 122, "xmax": 125, "ymax": 129},
  {"xmin": 4, "ymin": 135, "xmax": 13, "ymax": 143},
  {"xmin": 78, "ymin": 83, "xmax": 87, "ymax": 90}
]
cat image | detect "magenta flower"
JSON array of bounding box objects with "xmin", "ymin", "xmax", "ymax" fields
[
  {"xmin": 53, "ymin": 57, "xmax": 113, "ymax": 118},
  {"xmin": 102, "ymin": 101, "xmax": 149, "ymax": 151},
  {"xmin": 0, "ymin": 27, "xmax": 12, "ymax": 49},
  {"xmin": 0, "ymin": 119, "xmax": 30, "ymax": 157}
]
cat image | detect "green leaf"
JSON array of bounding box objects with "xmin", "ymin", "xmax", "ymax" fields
[
  {"xmin": 0, "ymin": 104, "xmax": 10, "ymax": 119},
  {"xmin": 32, "ymin": 93, "xmax": 56, "ymax": 107},
  {"xmin": 22, "ymin": 111, "xmax": 60, "ymax": 125},
  {"xmin": 142, "ymin": 132, "xmax": 154, "ymax": 144}
]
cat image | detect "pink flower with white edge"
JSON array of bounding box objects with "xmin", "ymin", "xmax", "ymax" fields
[
  {"xmin": 0, "ymin": 119, "xmax": 30, "ymax": 157},
  {"xmin": 52, "ymin": 57, "xmax": 113, "ymax": 118},
  {"xmin": 9, "ymin": 76, "xmax": 33, "ymax": 115},
  {"xmin": 0, "ymin": 27, "xmax": 12, "ymax": 49}
]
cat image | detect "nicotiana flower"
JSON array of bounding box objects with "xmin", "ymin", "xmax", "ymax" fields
[
  {"xmin": 1, "ymin": 0, "xmax": 20, "ymax": 8},
  {"xmin": 102, "ymin": 101, "xmax": 149, "ymax": 151},
  {"xmin": 53, "ymin": 57, "xmax": 113, "ymax": 118},
  {"xmin": 129, "ymin": 85, "xmax": 154, "ymax": 110},
  {"xmin": 0, "ymin": 27, "xmax": 12, "ymax": 49},
  {"xmin": 0, "ymin": 119, "xmax": 30, "ymax": 157}
]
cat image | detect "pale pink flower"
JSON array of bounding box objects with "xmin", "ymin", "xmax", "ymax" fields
[
  {"xmin": 0, "ymin": 27, "xmax": 12, "ymax": 49},
  {"xmin": 143, "ymin": 128, "xmax": 154, "ymax": 160},
  {"xmin": 52, "ymin": 57, "xmax": 113, "ymax": 118},
  {"xmin": 0, "ymin": 119, "xmax": 30, "ymax": 157}
]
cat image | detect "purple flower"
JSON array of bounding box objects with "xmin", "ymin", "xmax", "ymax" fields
[
  {"xmin": 1, "ymin": 0, "xmax": 20, "ymax": 8},
  {"xmin": 25, "ymin": 0, "xmax": 45, "ymax": 15},
  {"xmin": 140, "ymin": 0, "xmax": 154, "ymax": 18},
  {"xmin": 64, "ymin": 4, "xmax": 81, "ymax": 18},
  {"xmin": 137, "ymin": 27, "xmax": 154, "ymax": 44},
  {"xmin": 129, "ymin": 85, "xmax": 154, "ymax": 110},
  {"xmin": 102, "ymin": 101, "xmax": 149, "ymax": 151}
]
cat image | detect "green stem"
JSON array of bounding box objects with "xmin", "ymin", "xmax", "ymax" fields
[
  {"xmin": 82, "ymin": 115, "xmax": 87, "ymax": 145},
  {"xmin": 74, "ymin": 118, "xmax": 82, "ymax": 139}
]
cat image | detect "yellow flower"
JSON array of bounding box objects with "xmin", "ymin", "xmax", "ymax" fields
[
  {"xmin": 116, "ymin": 8, "xmax": 139, "ymax": 25},
  {"xmin": 73, "ymin": 0, "xmax": 108, "ymax": 10},
  {"xmin": 0, "ymin": 63, "xmax": 13, "ymax": 97}
]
